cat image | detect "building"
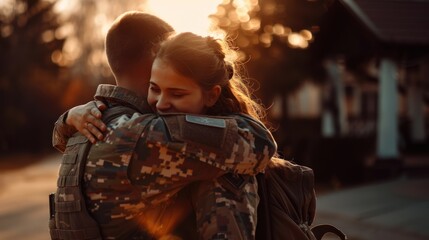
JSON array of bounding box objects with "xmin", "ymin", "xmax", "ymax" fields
[{"xmin": 272, "ymin": 0, "xmax": 429, "ymax": 182}]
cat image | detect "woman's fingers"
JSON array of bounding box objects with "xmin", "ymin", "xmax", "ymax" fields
[
  {"xmin": 84, "ymin": 113, "xmax": 105, "ymax": 140},
  {"xmin": 86, "ymin": 123, "xmax": 104, "ymax": 141},
  {"xmin": 87, "ymin": 107, "xmax": 107, "ymax": 132},
  {"xmin": 67, "ymin": 102, "xmax": 107, "ymax": 141},
  {"xmin": 80, "ymin": 127, "xmax": 96, "ymax": 144},
  {"xmin": 95, "ymin": 100, "xmax": 107, "ymax": 111},
  {"xmin": 90, "ymin": 104, "xmax": 102, "ymax": 118}
]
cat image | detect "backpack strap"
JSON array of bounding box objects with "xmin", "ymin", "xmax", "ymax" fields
[
  {"xmin": 255, "ymin": 173, "xmax": 272, "ymax": 240},
  {"xmin": 311, "ymin": 224, "xmax": 347, "ymax": 240}
]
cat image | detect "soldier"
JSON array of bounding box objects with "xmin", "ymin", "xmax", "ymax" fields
[{"xmin": 52, "ymin": 12, "xmax": 277, "ymax": 240}]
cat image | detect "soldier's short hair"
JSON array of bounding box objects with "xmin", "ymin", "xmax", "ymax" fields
[{"xmin": 106, "ymin": 11, "xmax": 174, "ymax": 77}]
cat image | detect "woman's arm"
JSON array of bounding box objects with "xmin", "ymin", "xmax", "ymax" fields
[
  {"xmin": 129, "ymin": 114, "xmax": 277, "ymax": 186},
  {"xmin": 52, "ymin": 101, "xmax": 107, "ymax": 152},
  {"xmin": 165, "ymin": 114, "xmax": 277, "ymax": 174}
]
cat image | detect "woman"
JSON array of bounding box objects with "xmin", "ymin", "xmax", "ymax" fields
[
  {"xmin": 148, "ymin": 32, "xmax": 266, "ymax": 239},
  {"xmin": 60, "ymin": 32, "xmax": 274, "ymax": 239}
]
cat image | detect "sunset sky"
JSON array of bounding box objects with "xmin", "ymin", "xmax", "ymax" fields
[{"xmin": 54, "ymin": 0, "xmax": 226, "ymax": 36}]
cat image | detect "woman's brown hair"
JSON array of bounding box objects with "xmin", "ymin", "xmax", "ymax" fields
[{"xmin": 155, "ymin": 32, "xmax": 265, "ymax": 122}]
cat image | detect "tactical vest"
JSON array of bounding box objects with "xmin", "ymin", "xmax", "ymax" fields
[{"xmin": 49, "ymin": 105, "xmax": 138, "ymax": 240}]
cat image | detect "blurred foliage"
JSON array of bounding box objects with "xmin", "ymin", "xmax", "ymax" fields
[
  {"xmin": 0, "ymin": 0, "xmax": 157, "ymax": 154},
  {"xmin": 54, "ymin": 0, "xmax": 148, "ymax": 82},
  {"xmin": 211, "ymin": 0, "xmax": 333, "ymax": 101},
  {"xmin": 0, "ymin": 0, "xmax": 66, "ymax": 153}
]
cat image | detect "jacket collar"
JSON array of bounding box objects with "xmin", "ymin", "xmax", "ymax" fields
[{"xmin": 94, "ymin": 84, "xmax": 151, "ymax": 113}]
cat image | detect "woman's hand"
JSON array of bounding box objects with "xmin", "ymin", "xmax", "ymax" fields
[{"xmin": 65, "ymin": 100, "xmax": 107, "ymax": 143}]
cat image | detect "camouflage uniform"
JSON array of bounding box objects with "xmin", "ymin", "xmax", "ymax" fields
[
  {"xmin": 53, "ymin": 84, "xmax": 277, "ymax": 239},
  {"xmin": 193, "ymin": 176, "xmax": 259, "ymax": 240}
]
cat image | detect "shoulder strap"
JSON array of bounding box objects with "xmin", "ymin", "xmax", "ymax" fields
[{"xmin": 255, "ymin": 173, "xmax": 272, "ymax": 240}]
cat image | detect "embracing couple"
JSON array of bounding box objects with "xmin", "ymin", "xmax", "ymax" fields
[{"xmin": 50, "ymin": 11, "xmax": 292, "ymax": 240}]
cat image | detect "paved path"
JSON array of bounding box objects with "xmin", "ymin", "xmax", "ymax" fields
[
  {"xmin": 0, "ymin": 154, "xmax": 60, "ymax": 240},
  {"xmin": 314, "ymin": 176, "xmax": 429, "ymax": 240},
  {"xmin": 1, "ymin": 154, "xmax": 428, "ymax": 240}
]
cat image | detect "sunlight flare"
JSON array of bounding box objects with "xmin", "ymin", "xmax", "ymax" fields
[
  {"xmin": 146, "ymin": 0, "xmax": 223, "ymax": 36},
  {"xmin": 50, "ymin": 0, "xmax": 260, "ymax": 76}
]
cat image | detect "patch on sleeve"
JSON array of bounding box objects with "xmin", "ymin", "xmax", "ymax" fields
[
  {"xmin": 162, "ymin": 115, "xmax": 237, "ymax": 158},
  {"xmin": 185, "ymin": 115, "xmax": 226, "ymax": 128}
]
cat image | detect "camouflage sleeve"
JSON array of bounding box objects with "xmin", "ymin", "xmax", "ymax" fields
[
  {"xmin": 192, "ymin": 176, "xmax": 259, "ymax": 240},
  {"xmin": 52, "ymin": 110, "xmax": 77, "ymax": 153},
  {"xmin": 156, "ymin": 114, "xmax": 277, "ymax": 175},
  {"xmin": 231, "ymin": 114, "xmax": 278, "ymax": 173},
  {"xmin": 133, "ymin": 175, "xmax": 259, "ymax": 239},
  {"xmin": 127, "ymin": 114, "xmax": 276, "ymax": 199}
]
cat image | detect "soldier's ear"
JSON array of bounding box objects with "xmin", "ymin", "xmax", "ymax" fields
[{"xmin": 205, "ymin": 85, "xmax": 221, "ymax": 107}]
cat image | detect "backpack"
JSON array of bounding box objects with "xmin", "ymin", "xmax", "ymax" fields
[{"xmin": 255, "ymin": 157, "xmax": 347, "ymax": 240}]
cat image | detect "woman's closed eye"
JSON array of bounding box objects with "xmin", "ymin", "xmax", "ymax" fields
[
  {"xmin": 171, "ymin": 91, "xmax": 187, "ymax": 98},
  {"xmin": 149, "ymin": 86, "xmax": 160, "ymax": 93}
]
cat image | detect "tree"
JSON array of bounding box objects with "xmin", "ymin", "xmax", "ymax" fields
[
  {"xmin": 211, "ymin": 0, "xmax": 331, "ymax": 98},
  {"xmin": 0, "ymin": 0, "xmax": 65, "ymax": 153},
  {"xmin": 54, "ymin": 0, "xmax": 149, "ymax": 83}
]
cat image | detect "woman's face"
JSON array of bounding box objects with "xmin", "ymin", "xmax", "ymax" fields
[{"xmin": 148, "ymin": 58, "xmax": 207, "ymax": 114}]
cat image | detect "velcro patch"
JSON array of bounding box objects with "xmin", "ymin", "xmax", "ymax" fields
[
  {"xmin": 185, "ymin": 115, "xmax": 226, "ymax": 128},
  {"xmin": 223, "ymin": 173, "xmax": 247, "ymax": 189},
  {"xmin": 218, "ymin": 173, "xmax": 249, "ymax": 195}
]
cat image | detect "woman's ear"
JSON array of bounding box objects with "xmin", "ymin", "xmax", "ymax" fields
[{"xmin": 205, "ymin": 85, "xmax": 221, "ymax": 107}]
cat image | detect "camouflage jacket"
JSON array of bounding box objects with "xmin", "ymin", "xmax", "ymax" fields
[{"xmin": 53, "ymin": 84, "xmax": 277, "ymax": 239}]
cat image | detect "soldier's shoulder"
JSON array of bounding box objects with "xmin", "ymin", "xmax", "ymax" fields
[
  {"xmin": 159, "ymin": 114, "xmax": 233, "ymax": 146},
  {"xmin": 183, "ymin": 114, "xmax": 233, "ymax": 128},
  {"xmin": 106, "ymin": 112, "xmax": 156, "ymax": 130},
  {"xmin": 228, "ymin": 113, "xmax": 268, "ymax": 130},
  {"xmin": 158, "ymin": 113, "xmax": 236, "ymax": 129}
]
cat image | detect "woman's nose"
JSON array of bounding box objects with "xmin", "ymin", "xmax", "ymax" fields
[{"xmin": 156, "ymin": 95, "xmax": 171, "ymax": 111}]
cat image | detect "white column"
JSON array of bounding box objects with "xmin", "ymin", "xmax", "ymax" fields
[
  {"xmin": 321, "ymin": 81, "xmax": 335, "ymax": 137},
  {"xmin": 326, "ymin": 59, "xmax": 348, "ymax": 135},
  {"xmin": 322, "ymin": 110, "xmax": 335, "ymax": 137},
  {"xmin": 377, "ymin": 58, "xmax": 399, "ymax": 158}
]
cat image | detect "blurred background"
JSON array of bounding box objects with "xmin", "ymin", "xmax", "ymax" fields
[{"xmin": 0, "ymin": 0, "xmax": 428, "ymax": 239}]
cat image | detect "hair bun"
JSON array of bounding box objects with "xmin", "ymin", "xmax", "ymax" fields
[{"xmin": 206, "ymin": 36, "xmax": 232, "ymax": 81}]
